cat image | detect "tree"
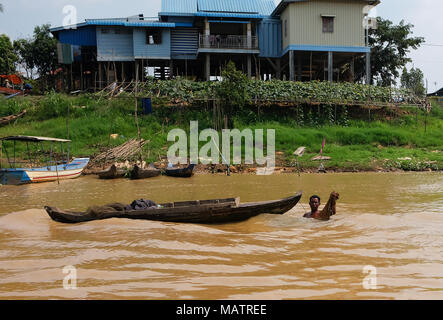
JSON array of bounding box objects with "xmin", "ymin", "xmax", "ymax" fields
[
  {"xmin": 0, "ymin": 34, "xmax": 17, "ymax": 74},
  {"xmin": 355, "ymin": 18, "xmax": 425, "ymax": 86},
  {"xmin": 13, "ymin": 38, "xmax": 36, "ymax": 78},
  {"xmin": 0, "ymin": 3, "xmax": 3, "ymax": 13},
  {"xmin": 216, "ymin": 61, "xmax": 250, "ymax": 128},
  {"xmin": 401, "ymin": 67, "xmax": 426, "ymax": 97},
  {"xmin": 31, "ymin": 24, "xmax": 58, "ymax": 78}
]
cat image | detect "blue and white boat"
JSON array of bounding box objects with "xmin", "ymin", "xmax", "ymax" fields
[{"xmin": 0, "ymin": 136, "xmax": 89, "ymax": 185}]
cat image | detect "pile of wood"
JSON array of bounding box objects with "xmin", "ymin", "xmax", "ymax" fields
[{"xmin": 90, "ymin": 139, "xmax": 149, "ymax": 166}]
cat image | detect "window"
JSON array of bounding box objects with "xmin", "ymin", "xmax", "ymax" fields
[
  {"xmin": 115, "ymin": 28, "xmax": 132, "ymax": 35},
  {"xmin": 322, "ymin": 16, "xmax": 334, "ymax": 33},
  {"xmin": 284, "ymin": 20, "xmax": 288, "ymax": 38},
  {"xmin": 146, "ymin": 29, "xmax": 162, "ymax": 44}
]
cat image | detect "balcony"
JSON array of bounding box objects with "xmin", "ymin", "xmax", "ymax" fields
[{"xmin": 199, "ymin": 34, "xmax": 258, "ymax": 50}]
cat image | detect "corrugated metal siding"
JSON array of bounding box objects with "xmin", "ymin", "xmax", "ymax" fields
[
  {"xmin": 57, "ymin": 43, "xmax": 73, "ymax": 64},
  {"xmin": 197, "ymin": 0, "xmax": 275, "ymax": 15},
  {"xmin": 96, "ymin": 27, "xmax": 134, "ymax": 61},
  {"xmin": 287, "ymin": 0, "xmax": 366, "ymax": 48},
  {"xmin": 162, "ymin": 0, "xmax": 197, "ymax": 13},
  {"xmin": 166, "ymin": 16, "xmax": 195, "ymax": 24},
  {"xmin": 86, "ymin": 19, "xmax": 175, "ymax": 28},
  {"xmin": 58, "ymin": 27, "xmax": 97, "ymax": 46},
  {"xmin": 133, "ymin": 29, "xmax": 171, "ymax": 59},
  {"xmin": 171, "ymin": 28, "xmax": 199, "ymax": 59},
  {"xmin": 281, "ymin": 7, "xmax": 290, "ymax": 51},
  {"xmin": 258, "ymin": 19, "xmax": 281, "ymax": 58}
]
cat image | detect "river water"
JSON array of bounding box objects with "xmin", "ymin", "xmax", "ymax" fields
[{"xmin": 0, "ymin": 172, "xmax": 442, "ymax": 300}]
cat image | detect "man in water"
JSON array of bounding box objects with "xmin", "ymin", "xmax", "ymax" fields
[
  {"xmin": 303, "ymin": 192, "xmax": 339, "ymax": 220},
  {"xmin": 304, "ymin": 195, "xmax": 321, "ymax": 219}
]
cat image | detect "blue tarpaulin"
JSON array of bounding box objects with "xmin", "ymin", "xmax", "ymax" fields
[{"xmin": 142, "ymin": 98, "xmax": 152, "ymax": 115}]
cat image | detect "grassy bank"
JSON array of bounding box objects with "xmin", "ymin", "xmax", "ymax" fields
[{"xmin": 0, "ymin": 92, "xmax": 441, "ymax": 172}]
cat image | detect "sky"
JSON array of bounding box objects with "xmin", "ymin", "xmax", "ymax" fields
[{"xmin": 0, "ymin": 0, "xmax": 442, "ymax": 93}]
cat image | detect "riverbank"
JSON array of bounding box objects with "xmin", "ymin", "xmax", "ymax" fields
[{"xmin": 0, "ymin": 93, "xmax": 441, "ymax": 173}]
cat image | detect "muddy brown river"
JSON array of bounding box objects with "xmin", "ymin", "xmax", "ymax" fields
[{"xmin": 0, "ymin": 172, "xmax": 442, "ymax": 299}]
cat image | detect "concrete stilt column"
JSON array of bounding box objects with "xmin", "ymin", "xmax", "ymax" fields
[
  {"xmin": 289, "ymin": 50, "xmax": 295, "ymax": 81},
  {"xmin": 366, "ymin": 51, "xmax": 371, "ymax": 85},
  {"xmin": 204, "ymin": 18, "xmax": 210, "ymax": 47},
  {"xmin": 247, "ymin": 55, "xmax": 252, "ymax": 78},
  {"xmin": 205, "ymin": 54, "xmax": 211, "ymax": 81},
  {"xmin": 328, "ymin": 51, "xmax": 333, "ymax": 82},
  {"xmin": 247, "ymin": 22, "xmax": 252, "ymax": 49},
  {"xmin": 169, "ymin": 60, "xmax": 174, "ymax": 79}
]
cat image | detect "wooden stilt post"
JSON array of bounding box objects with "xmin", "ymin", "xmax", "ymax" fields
[
  {"xmin": 107, "ymin": 62, "xmax": 111, "ymax": 85},
  {"xmin": 121, "ymin": 62, "xmax": 125, "ymax": 83},
  {"xmin": 350, "ymin": 57, "xmax": 355, "ymax": 83},
  {"xmin": 70, "ymin": 63, "xmax": 73, "ymax": 91},
  {"xmin": 135, "ymin": 60, "xmax": 139, "ymax": 83},
  {"xmin": 80, "ymin": 62, "xmax": 84, "ymax": 91},
  {"xmin": 98, "ymin": 62, "xmax": 103, "ymax": 89},
  {"xmin": 310, "ymin": 52, "xmax": 313, "ymax": 81}
]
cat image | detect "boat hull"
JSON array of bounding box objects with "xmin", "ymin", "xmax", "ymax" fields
[
  {"xmin": 0, "ymin": 158, "xmax": 89, "ymax": 185},
  {"xmin": 44, "ymin": 192, "xmax": 303, "ymax": 224},
  {"xmin": 98, "ymin": 165, "xmax": 126, "ymax": 180},
  {"xmin": 129, "ymin": 165, "xmax": 161, "ymax": 180},
  {"xmin": 164, "ymin": 164, "xmax": 195, "ymax": 178}
]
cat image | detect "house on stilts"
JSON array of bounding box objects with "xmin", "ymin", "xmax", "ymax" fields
[{"xmin": 50, "ymin": 0, "xmax": 380, "ymax": 91}]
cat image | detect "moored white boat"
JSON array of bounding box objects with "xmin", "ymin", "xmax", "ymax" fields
[{"xmin": 0, "ymin": 136, "xmax": 89, "ymax": 185}]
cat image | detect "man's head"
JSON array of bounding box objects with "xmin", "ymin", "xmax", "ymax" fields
[{"xmin": 309, "ymin": 195, "xmax": 321, "ymax": 212}]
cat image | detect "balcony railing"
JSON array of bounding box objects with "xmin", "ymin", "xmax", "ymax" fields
[{"xmin": 199, "ymin": 34, "xmax": 258, "ymax": 50}]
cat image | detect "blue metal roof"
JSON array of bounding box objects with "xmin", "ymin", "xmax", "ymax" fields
[
  {"xmin": 52, "ymin": 20, "xmax": 176, "ymax": 32},
  {"xmin": 198, "ymin": 0, "xmax": 275, "ymax": 15},
  {"xmin": 194, "ymin": 12, "xmax": 265, "ymax": 19},
  {"xmin": 161, "ymin": 0, "xmax": 198, "ymax": 14},
  {"xmin": 160, "ymin": 0, "xmax": 275, "ymax": 16},
  {"xmin": 85, "ymin": 19, "xmax": 176, "ymax": 28}
]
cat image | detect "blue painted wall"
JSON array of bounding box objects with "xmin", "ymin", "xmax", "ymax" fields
[
  {"xmin": 133, "ymin": 29, "xmax": 171, "ymax": 59},
  {"xmin": 258, "ymin": 19, "xmax": 281, "ymax": 58},
  {"xmin": 96, "ymin": 27, "xmax": 134, "ymax": 61},
  {"xmin": 171, "ymin": 28, "xmax": 199, "ymax": 59},
  {"xmin": 58, "ymin": 26, "xmax": 97, "ymax": 46}
]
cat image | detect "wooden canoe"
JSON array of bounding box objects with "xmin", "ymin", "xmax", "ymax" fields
[
  {"xmin": 164, "ymin": 164, "xmax": 195, "ymax": 178},
  {"xmin": 129, "ymin": 164, "xmax": 161, "ymax": 180},
  {"xmin": 98, "ymin": 164, "xmax": 126, "ymax": 180},
  {"xmin": 0, "ymin": 110, "xmax": 27, "ymax": 126},
  {"xmin": 44, "ymin": 191, "xmax": 303, "ymax": 224}
]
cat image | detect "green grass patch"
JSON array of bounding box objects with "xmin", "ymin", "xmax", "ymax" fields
[{"xmin": 0, "ymin": 92, "xmax": 441, "ymax": 171}]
